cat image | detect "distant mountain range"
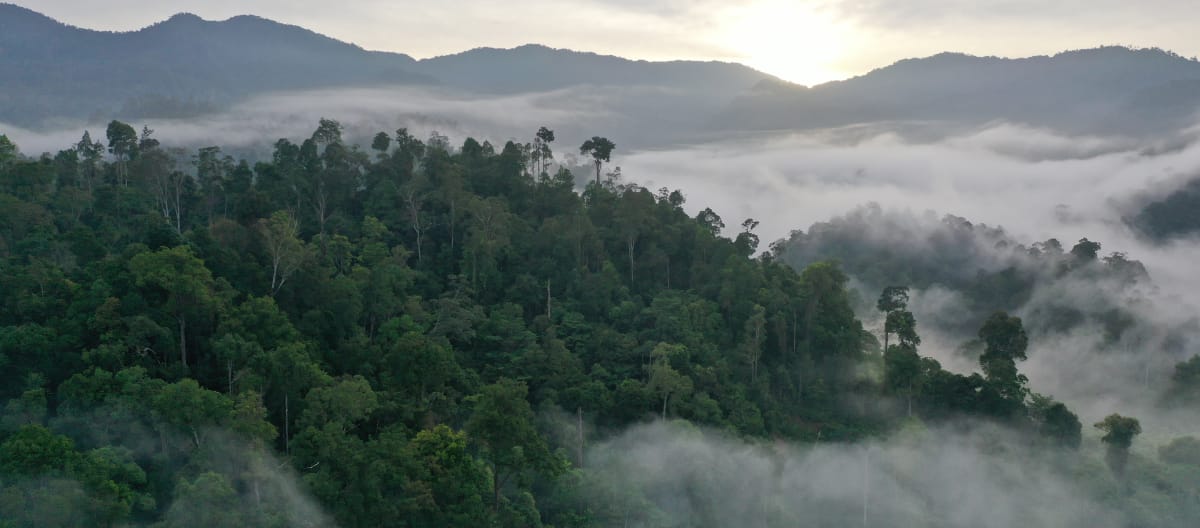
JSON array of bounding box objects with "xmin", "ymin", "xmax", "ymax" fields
[
  {"xmin": 4, "ymin": 3, "xmax": 1200, "ymax": 139},
  {"xmin": 0, "ymin": 4, "xmax": 770, "ymax": 132},
  {"xmin": 718, "ymin": 47, "xmax": 1200, "ymax": 135}
]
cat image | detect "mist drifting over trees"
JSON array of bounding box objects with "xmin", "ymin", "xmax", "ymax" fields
[{"xmin": 5, "ymin": 5, "xmax": 1200, "ymax": 528}]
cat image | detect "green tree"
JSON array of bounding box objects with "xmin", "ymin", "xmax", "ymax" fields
[
  {"xmin": 105, "ymin": 120, "xmax": 138, "ymax": 186},
  {"xmin": 1094, "ymin": 413, "xmax": 1141, "ymax": 478},
  {"xmin": 159, "ymin": 472, "xmax": 245, "ymax": 527},
  {"xmin": 876, "ymin": 285, "xmax": 909, "ymax": 351},
  {"xmin": 129, "ymin": 246, "xmax": 220, "ymax": 369},
  {"xmin": 151, "ymin": 378, "xmax": 233, "ymax": 449},
  {"xmin": 403, "ymin": 425, "xmax": 493, "ymax": 527},
  {"xmin": 647, "ymin": 343, "xmax": 693, "ymax": 419},
  {"xmin": 532, "ymin": 126, "xmax": 555, "ymax": 178},
  {"xmin": 578, "ymin": 136, "xmax": 615, "ymax": 186},
  {"xmin": 741, "ymin": 304, "xmax": 766, "ymax": 382},
  {"xmin": 1029, "ymin": 394, "xmax": 1082, "ymax": 449},
  {"xmin": 0, "ymin": 134, "xmax": 17, "ymax": 171},
  {"xmin": 977, "ymin": 311, "xmax": 1029, "ymax": 408},
  {"xmin": 76, "ymin": 130, "xmax": 104, "ymax": 189},
  {"xmin": 258, "ymin": 210, "xmax": 308, "ymax": 296},
  {"xmin": 466, "ymin": 379, "xmax": 563, "ymax": 511}
]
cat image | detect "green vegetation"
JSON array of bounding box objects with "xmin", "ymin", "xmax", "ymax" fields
[
  {"xmin": 1131, "ymin": 176, "xmax": 1200, "ymax": 240},
  {"xmin": 0, "ymin": 122, "xmax": 1198, "ymax": 526}
]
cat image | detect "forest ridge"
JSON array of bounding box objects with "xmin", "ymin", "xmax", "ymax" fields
[{"xmin": 1, "ymin": 118, "xmax": 1198, "ymax": 526}]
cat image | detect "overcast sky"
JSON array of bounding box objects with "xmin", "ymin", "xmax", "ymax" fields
[{"xmin": 10, "ymin": 0, "xmax": 1200, "ymax": 85}]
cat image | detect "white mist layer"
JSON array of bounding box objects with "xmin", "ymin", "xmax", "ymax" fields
[{"xmin": 586, "ymin": 421, "xmax": 1122, "ymax": 528}]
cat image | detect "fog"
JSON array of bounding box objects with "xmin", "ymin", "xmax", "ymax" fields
[
  {"xmin": 605, "ymin": 121, "xmax": 1200, "ymax": 429},
  {"xmin": 2, "ymin": 82, "xmax": 729, "ymax": 159},
  {"xmin": 6, "ymin": 83, "xmax": 1200, "ymax": 524},
  {"xmin": 583, "ymin": 421, "xmax": 1121, "ymax": 528},
  {"xmin": 8, "ymin": 85, "xmax": 1200, "ymax": 427}
]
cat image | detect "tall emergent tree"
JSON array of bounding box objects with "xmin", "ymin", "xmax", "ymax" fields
[
  {"xmin": 106, "ymin": 120, "xmax": 138, "ymax": 186},
  {"xmin": 579, "ymin": 136, "xmax": 615, "ymax": 186},
  {"xmin": 1095, "ymin": 414, "xmax": 1141, "ymax": 478},
  {"xmin": 876, "ymin": 286, "xmax": 910, "ymax": 352},
  {"xmin": 977, "ymin": 311, "xmax": 1030, "ymax": 408}
]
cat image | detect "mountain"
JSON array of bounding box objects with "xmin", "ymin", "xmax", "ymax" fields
[
  {"xmin": 416, "ymin": 43, "xmax": 768, "ymax": 96},
  {"xmin": 0, "ymin": 4, "xmax": 436, "ymax": 126},
  {"xmin": 6, "ymin": 4, "xmax": 1200, "ymax": 141},
  {"xmin": 716, "ymin": 47, "xmax": 1200, "ymax": 135},
  {"xmin": 412, "ymin": 44, "xmax": 778, "ymax": 146},
  {"xmin": 0, "ymin": 5, "xmax": 776, "ymax": 135}
]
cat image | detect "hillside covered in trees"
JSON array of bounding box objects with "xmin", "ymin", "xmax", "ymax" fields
[{"xmin": 1, "ymin": 122, "xmax": 1199, "ymax": 527}]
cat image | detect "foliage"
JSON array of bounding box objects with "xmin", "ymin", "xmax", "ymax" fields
[{"xmin": 0, "ymin": 121, "xmax": 1185, "ymax": 526}]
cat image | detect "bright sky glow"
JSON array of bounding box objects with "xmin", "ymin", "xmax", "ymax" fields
[
  {"xmin": 715, "ymin": 1, "xmax": 853, "ymax": 85},
  {"xmin": 9, "ymin": 0, "xmax": 1200, "ymax": 85}
]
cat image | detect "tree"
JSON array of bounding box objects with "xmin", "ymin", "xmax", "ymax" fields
[
  {"xmin": 0, "ymin": 134, "xmax": 16, "ymax": 171},
  {"xmin": 579, "ymin": 136, "xmax": 615, "ymax": 186},
  {"xmin": 402, "ymin": 425, "xmax": 493, "ymax": 527},
  {"xmin": 464, "ymin": 196, "xmax": 514, "ymax": 289},
  {"xmin": 887, "ymin": 311, "xmax": 920, "ymax": 347},
  {"xmin": 129, "ymin": 246, "xmax": 220, "ymax": 369},
  {"xmin": 258, "ymin": 210, "xmax": 308, "ymax": 296},
  {"xmin": 1029, "ymin": 394, "xmax": 1081, "ymax": 449},
  {"xmin": 1094, "ymin": 414, "xmax": 1141, "ymax": 478},
  {"xmin": 194, "ymin": 146, "xmax": 233, "ymax": 225},
  {"xmin": 883, "ymin": 343, "xmax": 922, "ymax": 416},
  {"xmin": 977, "ymin": 311, "xmax": 1029, "ymax": 406},
  {"xmin": 151, "ymin": 378, "xmax": 232, "ymax": 449},
  {"xmin": 311, "ymin": 118, "xmax": 344, "ymax": 151},
  {"xmin": 76, "ymin": 131, "xmax": 104, "ymax": 189},
  {"xmin": 734, "ymin": 218, "xmax": 760, "ymax": 256},
  {"xmin": 741, "ymin": 305, "xmax": 766, "ymax": 382},
  {"xmin": 647, "ymin": 343, "xmax": 693, "ymax": 419},
  {"xmin": 159, "ymin": 472, "xmax": 245, "ymax": 527},
  {"xmin": 466, "ymin": 379, "xmax": 563, "ymax": 511},
  {"xmin": 370, "ymin": 132, "xmax": 391, "ymax": 159},
  {"xmin": 105, "ymin": 120, "xmax": 138, "ymax": 186},
  {"xmin": 613, "ymin": 187, "xmax": 654, "ymax": 285},
  {"xmin": 876, "ymin": 285, "xmax": 909, "ymax": 352},
  {"xmin": 1070, "ymin": 237, "xmax": 1102, "ymax": 262},
  {"xmin": 696, "ymin": 208, "xmax": 725, "ymax": 237},
  {"xmin": 532, "ymin": 127, "xmax": 555, "ymax": 178}
]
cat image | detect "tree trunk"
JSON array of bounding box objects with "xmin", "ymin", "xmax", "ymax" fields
[
  {"xmin": 577, "ymin": 406, "xmax": 585, "ymax": 468},
  {"xmin": 270, "ymin": 256, "xmax": 280, "ymax": 295},
  {"xmin": 666, "ymin": 257, "xmax": 671, "ymax": 289},
  {"xmin": 907, "ymin": 381, "xmax": 913, "ymax": 417},
  {"xmin": 449, "ymin": 198, "xmax": 457, "ymax": 256},
  {"xmin": 627, "ymin": 236, "xmax": 636, "ymax": 285},
  {"xmin": 492, "ymin": 464, "xmax": 502, "ymax": 512},
  {"xmin": 661, "ymin": 394, "xmax": 669, "ymax": 420},
  {"xmin": 178, "ymin": 315, "xmax": 187, "ymax": 369}
]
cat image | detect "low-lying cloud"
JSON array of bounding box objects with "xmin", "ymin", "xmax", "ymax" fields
[
  {"xmin": 613, "ymin": 121, "xmax": 1200, "ymax": 430},
  {"xmin": 584, "ymin": 421, "xmax": 1123, "ymax": 528}
]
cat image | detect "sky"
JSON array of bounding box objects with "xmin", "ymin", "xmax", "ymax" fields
[{"xmin": 10, "ymin": 0, "xmax": 1200, "ymax": 86}]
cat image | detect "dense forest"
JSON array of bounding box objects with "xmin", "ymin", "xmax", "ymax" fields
[
  {"xmin": 1130, "ymin": 176, "xmax": 1200, "ymax": 240},
  {"xmin": 0, "ymin": 121, "xmax": 1199, "ymax": 527}
]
